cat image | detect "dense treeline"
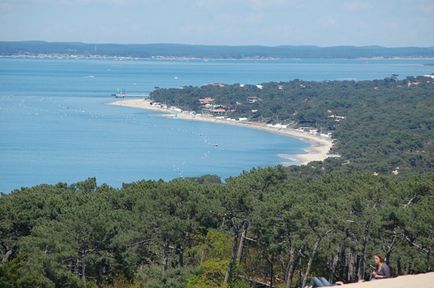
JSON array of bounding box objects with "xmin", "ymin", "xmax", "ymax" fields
[
  {"xmin": 1, "ymin": 76, "xmax": 433, "ymax": 287},
  {"xmin": 1, "ymin": 170, "xmax": 433, "ymax": 287},
  {"xmin": 2, "ymin": 41, "xmax": 434, "ymax": 58},
  {"xmin": 151, "ymin": 76, "xmax": 434, "ymax": 175}
]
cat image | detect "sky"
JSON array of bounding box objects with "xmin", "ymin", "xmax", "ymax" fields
[{"xmin": 0, "ymin": 0, "xmax": 433, "ymax": 47}]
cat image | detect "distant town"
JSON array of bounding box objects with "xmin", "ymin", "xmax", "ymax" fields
[{"xmin": 1, "ymin": 41, "xmax": 434, "ymax": 59}]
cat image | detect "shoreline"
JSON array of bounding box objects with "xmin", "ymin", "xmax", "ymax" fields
[
  {"xmin": 3, "ymin": 55, "xmax": 434, "ymax": 61},
  {"xmin": 109, "ymin": 98, "xmax": 335, "ymax": 165}
]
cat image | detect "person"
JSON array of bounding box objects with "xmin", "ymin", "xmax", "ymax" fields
[
  {"xmin": 310, "ymin": 276, "xmax": 333, "ymax": 287},
  {"xmin": 371, "ymin": 254, "xmax": 391, "ymax": 280},
  {"xmin": 310, "ymin": 277, "xmax": 344, "ymax": 287}
]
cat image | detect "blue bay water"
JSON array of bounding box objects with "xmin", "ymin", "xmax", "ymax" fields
[{"xmin": 1, "ymin": 58, "xmax": 433, "ymax": 192}]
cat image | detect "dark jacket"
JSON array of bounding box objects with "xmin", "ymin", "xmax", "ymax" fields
[{"xmin": 377, "ymin": 263, "xmax": 391, "ymax": 278}]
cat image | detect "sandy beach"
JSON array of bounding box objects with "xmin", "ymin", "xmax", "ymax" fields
[
  {"xmin": 342, "ymin": 272, "xmax": 434, "ymax": 288},
  {"xmin": 109, "ymin": 98, "xmax": 335, "ymax": 165}
]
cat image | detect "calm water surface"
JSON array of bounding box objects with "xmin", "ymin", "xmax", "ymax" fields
[{"xmin": 1, "ymin": 58, "xmax": 432, "ymax": 192}]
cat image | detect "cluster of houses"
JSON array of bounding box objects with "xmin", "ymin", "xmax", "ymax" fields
[
  {"xmin": 201, "ymin": 83, "xmax": 225, "ymax": 88},
  {"xmin": 407, "ymin": 81, "xmax": 422, "ymax": 87},
  {"xmin": 149, "ymin": 101, "xmax": 182, "ymax": 113},
  {"xmin": 327, "ymin": 110, "xmax": 346, "ymax": 122},
  {"xmin": 198, "ymin": 97, "xmax": 233, "ymax": 115},
  {"xmin": 150, "ymin": 97, "xmax": 334, "ymax": 139},
  {"xmin": 247, "ymin": 96, "xmax": 259, "ymax": 103},
  {"xmin": 198, "ymin": 95, "xmax": 260, "ymax": 116},
  {"xmin": 404, "ymin": 75, "xmax": 434, "ymax": 87},
  {"xmin": 373, "ymin": 166, "xmax": 400, "ymax": 176},
  {"xmin": 267, "ymin": 123, "xmax": 288, "ymax": 129},
  {"xmin": 295, "ymin": 126, "xmax": 332, "ymax": 138},
  {"xmin": 198, "ymin": 97, "xmax": 214, "ymax": 105}
]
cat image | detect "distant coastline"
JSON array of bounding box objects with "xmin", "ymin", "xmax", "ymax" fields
[
  {"xmin": 2, "ymin": 41, "xmax": 434, "ymax": 59},
  {"xmin": 0, "ymin": 54, "xmax": 284, "ymax": 61},
  {"xmin": 2, "ymin": 54, "xmax": 434, "ymax": 62},
  {"xmin": 109, "ymin": 99, "xmax": 335, "ymax": 165}
]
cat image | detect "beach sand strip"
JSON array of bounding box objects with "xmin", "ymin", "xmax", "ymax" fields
[{"xmin": 109, "ymin": 99, "xmax": 335, "ymax": 165}]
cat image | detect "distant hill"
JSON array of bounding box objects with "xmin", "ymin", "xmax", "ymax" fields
[{"xmin": 1, "ymin": 41, "xmax": 434, "ymax": 59}]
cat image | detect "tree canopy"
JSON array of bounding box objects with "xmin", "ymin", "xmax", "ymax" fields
[
  {"xmin": 1, "ymin": 171, "xmax": 433, "ymax": 287},
  {"xmin": 1, "ymin": 76, "xmax": 433, "ymax": 287}
]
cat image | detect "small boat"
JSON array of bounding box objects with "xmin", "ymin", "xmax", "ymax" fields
[{"xmin": 112, "ymin": 90, "xmax": 126, "ymax": 98}]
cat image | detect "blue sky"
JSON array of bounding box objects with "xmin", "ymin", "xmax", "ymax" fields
[{"xmin": 0, "ymin": 0, "xmax": 433, "ymax": 47}]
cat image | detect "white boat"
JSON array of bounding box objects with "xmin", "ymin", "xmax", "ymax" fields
[{"xmin": 112, "ymin": 90, "xmax": 126, "ymax": 98}]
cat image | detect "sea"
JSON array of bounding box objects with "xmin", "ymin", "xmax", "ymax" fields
[{"xmin": 1, "ymin": 57, "xmax": 433, "ymax": 192}]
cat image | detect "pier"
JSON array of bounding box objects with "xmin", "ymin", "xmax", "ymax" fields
[{"xmin": 112, "ymin": 91, "xmax": 149, "ymax": 98}]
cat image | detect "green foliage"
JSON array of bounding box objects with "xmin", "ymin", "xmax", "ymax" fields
[
  {"xmin": 151, "ymin": 76, "xmax": 434, "ymax": 175},
  {"xmin": 183, "ymin": 175, "xmax": 222, "ymax": 185},
  {"xmin": 1, "ymin": 171, "xmax": 433, "ymax": 287},
  {"xmin": 185, "ymin": 229, "xmax": 232, "ymax": 288},
  {"xmin": 0, "ymin": 253, "xmax": 55, "ymax": 288},
  {"xmin": 135, "ymin": 265, "xmax": 192, "ymax": 288},
  {"xmin": 2, "ymin": 69, "xmax": 434, "ymax": 287}
]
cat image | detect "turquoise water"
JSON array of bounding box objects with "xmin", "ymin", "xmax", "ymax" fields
[{"xmin": 1, "ymin": 58, "xmax": 433, "ymax": 192}]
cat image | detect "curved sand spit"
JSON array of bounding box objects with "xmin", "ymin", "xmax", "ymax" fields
[{"xmin": 110, "ymin": 99, "xmax": 335, "ymax": 165}]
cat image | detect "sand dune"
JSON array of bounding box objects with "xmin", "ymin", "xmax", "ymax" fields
[{"xmin": 341, "ymin": 272, "xmax": 434, "ymax": 288}]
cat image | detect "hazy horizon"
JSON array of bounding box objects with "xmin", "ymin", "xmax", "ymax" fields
[
  {"xmin": 2, "ymin": 40, "xmax": 434, "ymax": 49},
  {"xmin": 1, "ymin": 0, "xmax": 433, "ymax": 47}
]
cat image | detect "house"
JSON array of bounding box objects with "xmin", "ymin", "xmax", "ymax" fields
[
  {"xmin": 209, "ymin": 108, "xmax": 226, "ymax": 115},
  {"xmin": 320, "ymin": 133, "xmax": 332, "ymax": 138},
  {"xmin": 169, "ymin": 107, "xmax": 182, "ymax": 113},
  {"xmin": 199, "ymin": 97, "xmax": 215, "ymax": 105},
  {"xmin": 247, "ymin": 96, "xmax": 259, "ymax": 104},
  {"xmin": 407, "ymin": 81, "xmax": 421, "ymax": 87},
  {"xmin": 203, "ymin": 83, "xmax": 225, "ymax": 87},
  {"xmin": 328, "ymin": 114, "xmax": 346, "ymax": 122},
  {"xmin": 297, "ymin": 127, "xmax": 313, "ymax": 132},
  {"xmin": 273, "ymin": 123, "xmax": 288, "ymax": 129}
]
